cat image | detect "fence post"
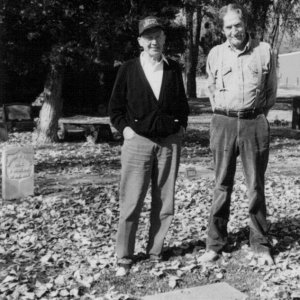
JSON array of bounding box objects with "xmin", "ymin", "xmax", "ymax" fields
[{"xmin": 292, "ymin": 96, "xmax": 300, "ymax": 129}]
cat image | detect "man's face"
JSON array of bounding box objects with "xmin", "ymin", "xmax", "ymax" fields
[
  {"xmin": 138, "ymin": 28, "xmax": 165, "ymax": 59},
  {"xmin": 223, "ymin": 11, "xmax": 246, "ymax": 50}
]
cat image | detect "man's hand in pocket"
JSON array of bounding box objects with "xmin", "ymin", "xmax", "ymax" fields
[{"xmin": 123, "ymin": 127, "xmax": 136, "ymax": 140}]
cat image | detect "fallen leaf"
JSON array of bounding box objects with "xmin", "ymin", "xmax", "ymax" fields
[
  {"xmin": 59, "ymin": 289, "xmax": 69, "ymax": 297},
  {"xmin": 54, "ymin": 275, "xmax": 65, "ymax": 286},
  {"xmin": 2, "ymin": 275, "xmax": 17, "ymax": 284},
  {"xmin": 168, "ymin": 276, "xmax": 180, "ymax": 289}
]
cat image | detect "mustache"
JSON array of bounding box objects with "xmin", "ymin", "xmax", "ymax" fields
[{"xmin": 231, "ymin": 35, "xmax": 243, "ymax": 39}]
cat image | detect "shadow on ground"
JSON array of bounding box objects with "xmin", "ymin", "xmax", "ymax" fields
[{"xmin": 154, "ymin": 216, "xmax": 300, "ymax": 262}]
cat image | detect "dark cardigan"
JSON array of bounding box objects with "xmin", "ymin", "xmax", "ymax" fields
[{"xmin": 109, "ymin": 57, "xmax": 189, "ymax": 138}]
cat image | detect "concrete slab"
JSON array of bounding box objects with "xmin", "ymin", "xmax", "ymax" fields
[{"xmin": 142, "ymin": 282, "xmax": 248, "ymax": 300}]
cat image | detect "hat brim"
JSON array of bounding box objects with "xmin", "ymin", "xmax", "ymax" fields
[{"xmin": 139, "ymin": 25, "xmax": 164, "ymax": 36}]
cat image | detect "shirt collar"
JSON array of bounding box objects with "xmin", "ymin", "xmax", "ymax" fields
[{"xmin": 140, "ymin": 51, "xmax": 168, "ymax": 67}]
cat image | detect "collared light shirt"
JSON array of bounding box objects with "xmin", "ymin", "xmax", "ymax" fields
[
  {"xmin": 206, "ymin": 36, "xmax": 277, "ymax": 111},
  {"xmin": 140, "ymin": 51, "xmax": 168, "ymax": 100}
]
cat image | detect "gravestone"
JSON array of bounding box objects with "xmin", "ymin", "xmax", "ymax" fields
[
  {"xmin": 186, "ymin": 167, "xmax": 198, "ymax": 179},
  {"xmin": 142, "ymin": 282, "xmax": 247, "ymax": 300},
  {"xmin": 2, "ymin": 146, "xmax": 34, "ymax": 200}
]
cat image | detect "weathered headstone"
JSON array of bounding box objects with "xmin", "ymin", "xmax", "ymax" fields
[
  {"xmin": 142, "ymin": 282, "xmax": 248, "ymax": 300},
  {"xmin": 186, "ymin": 167, "xmax": 198, "ymax": 179},
  {"xmin": 2, "ymin": 146, "xmax": 34, "ymax": 200}
]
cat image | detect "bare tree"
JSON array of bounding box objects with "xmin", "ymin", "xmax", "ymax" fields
[{"xmin": 263, "ymin": 0, "xmax": 300, "ymax": 54}]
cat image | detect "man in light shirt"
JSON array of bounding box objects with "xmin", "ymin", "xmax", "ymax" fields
[
  {"xmin": 199, "ymin": 3, "xmax": 277, "ymax": 265},
  {"xmin": 109, "ymin": 16, "xmax": 189, "ymax": 276}
]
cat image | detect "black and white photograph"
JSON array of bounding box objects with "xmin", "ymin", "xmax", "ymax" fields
[{"xmin": 0, "ymin": 1, "xmax": 300, "ymax": 299}]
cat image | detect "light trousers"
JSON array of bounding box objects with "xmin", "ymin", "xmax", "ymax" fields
[{"xmin": 116, "ymin": 132, "xmax": 182, "ymax": 260}]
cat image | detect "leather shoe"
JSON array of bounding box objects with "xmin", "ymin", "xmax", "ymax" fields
[{"xmin": 116, "ymin": 263, "xmax": 131, "ymax": 277}]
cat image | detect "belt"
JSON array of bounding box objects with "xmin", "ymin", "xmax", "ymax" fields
[{"xmin": 213, "ymin": 108, "xmax": 265, "ymax": 119}]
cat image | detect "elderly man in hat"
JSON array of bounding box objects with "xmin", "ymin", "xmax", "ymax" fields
[{"xmin": 109, "ymin": 16, "xmax": 189, "ymax": 276}]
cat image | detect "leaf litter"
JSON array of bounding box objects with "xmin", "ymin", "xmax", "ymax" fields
[{"xmin": 0, "ymin": 130, "xmax": 300, "ymax": 299}]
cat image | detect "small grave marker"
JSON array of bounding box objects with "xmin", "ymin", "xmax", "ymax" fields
[
  {"xmin": 2, "ymin": 146, "xmax": 34, "ymax": 200},
  {"xmin": 186, "ymin": 166, "xmax": 197, "ymax": 179}
]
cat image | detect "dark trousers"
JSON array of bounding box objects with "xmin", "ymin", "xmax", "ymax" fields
[{"xmin": 207, "ymin": 114, "xmax": 270, "ymax": 253}]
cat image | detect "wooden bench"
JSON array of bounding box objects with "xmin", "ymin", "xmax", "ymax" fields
[
  {"xmin": 58, "ymin": 115, "xmax": 114, "ymax": 143},
  {"xmin": 269, "ymin": 95, "xmax": 300, "ymax": 129}
]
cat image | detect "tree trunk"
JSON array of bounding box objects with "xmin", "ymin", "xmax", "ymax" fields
[
  {"xmin": 185, "ymin": 4, "xmax": 202, "ymax": 99},
  {"xmin": 0, "ymin": 13, "xmax": 6, "ymax": 105},
  {"xmin": 273, "ymin": 1, "xmax": 295, "ymax": 53},
  {"xmin": 34, "ymin": 65, "xmax": 63, "ymax": 144},
  {"xmin": 259, "ymin": 1, "xmax": 272, "ymax": 41},
  {"xmin": 265, "ymin": 0, "xmax": 295, "ymax": 52}
]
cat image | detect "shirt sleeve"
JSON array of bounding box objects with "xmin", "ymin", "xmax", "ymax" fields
[
  {"xmin": 175, "ymin": 62, "xmax": 189, "ymax": 129},
  {"xmin": 108, "ymin": 64, "xmax": 129, "ymax": 134},
  {"xmin": 206, "ymin": 47, "xmax": 218, "ymax": 110},
  {"xmin": 265, "ymin": 47, "xmax": 277, "ymax": 111}
]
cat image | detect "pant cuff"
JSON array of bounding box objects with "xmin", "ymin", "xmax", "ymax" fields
[
  {"xmin": 251, "ymin": 243, "xmax": 272, "ymax": 253},
  {"xmin": 117, "ymin": 257, "xmax": 133, "ymax": 265}
]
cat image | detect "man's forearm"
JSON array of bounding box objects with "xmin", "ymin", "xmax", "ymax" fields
[{"xmin": 207, "ymin": 84, "xmax": 216, "ymax": 111}]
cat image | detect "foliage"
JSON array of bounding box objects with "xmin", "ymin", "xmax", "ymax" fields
[
  {"xmin": 0, "ymin": 0, "xmax": 102, "ymax": 105},
  {"xmin": 0, "ymin": 128, "xmax": 300, "ymax": 299},
  {"xmin": 263, "ymin": 0, "xmax": 300, "ymax": 52},
  {"xmin": 2, "ymin": 0, "xmax": 100, "ymax": 74},
  {"xmin": 1, "ymin": 0, "xmax": 185, "ymax": 75}
]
